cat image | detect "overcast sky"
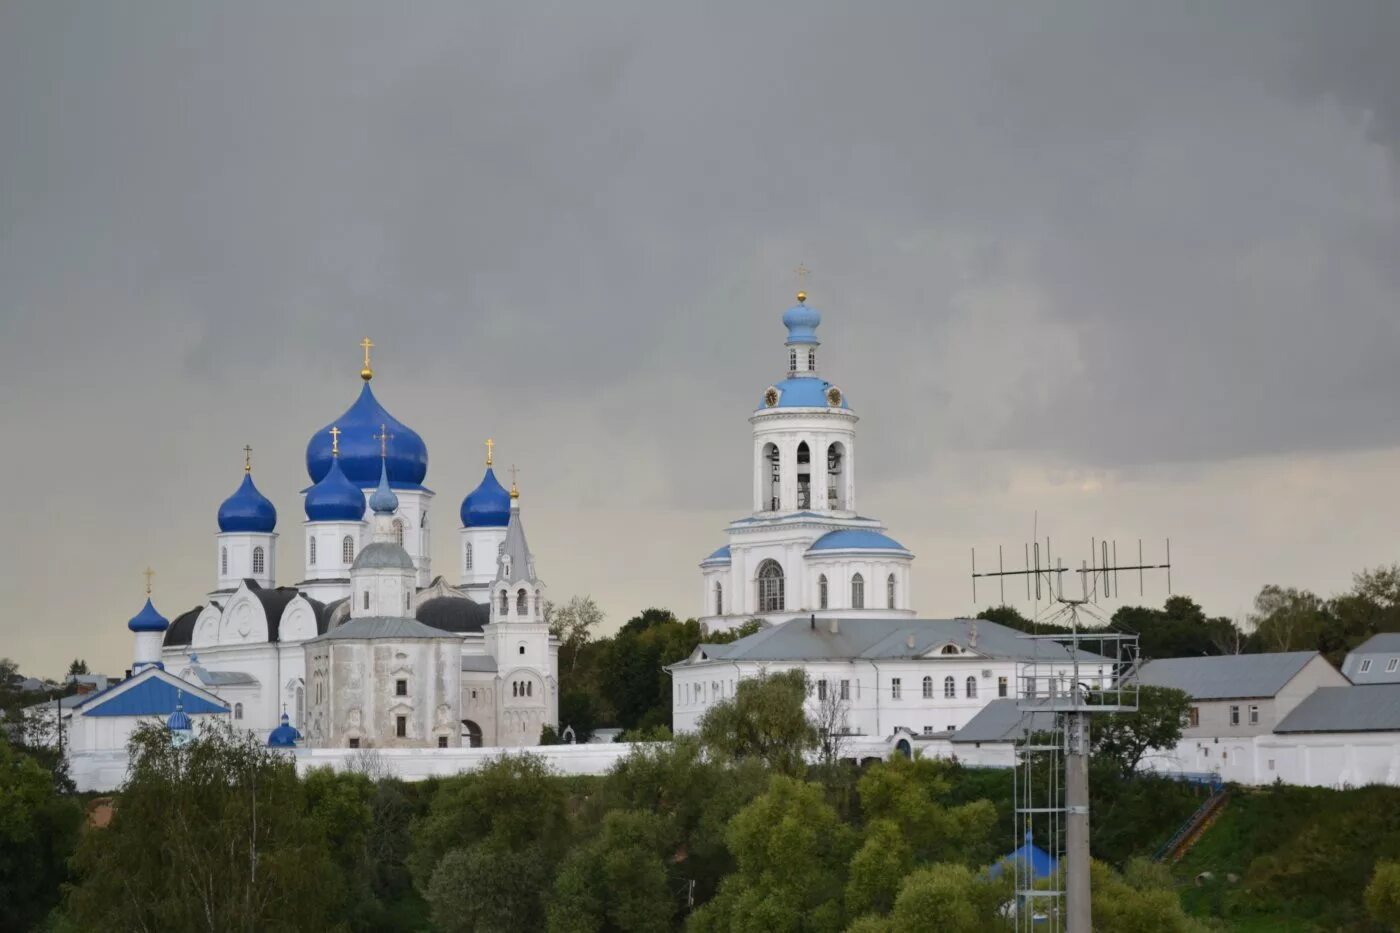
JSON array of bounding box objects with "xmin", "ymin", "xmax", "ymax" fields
[{"xmin": 3, "ymin": 1, "xmax": 1399, "ymax": 677}]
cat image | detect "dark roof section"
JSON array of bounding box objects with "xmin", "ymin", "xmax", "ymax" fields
[
  {"xmin": 1274, "ymin": 684, "xmax": 1400, "ymax": 733},
  {"xmin": 316, "ymin": 597, "xmax": 347, "ymax": 635},
  {"xmin": 163, "ymin": 606, "xmax": 203, "ymax": 647},
  {"xmin": 416, "ymin": 595, "xmax": 490, "ymax": 634},
  {"xmin": 1135, "ymin": 652, "xmax": 1319, "ymax": 700},
  {"xmin": 246, "ymin": 581, "xmax": 304, "ymax": 642}
]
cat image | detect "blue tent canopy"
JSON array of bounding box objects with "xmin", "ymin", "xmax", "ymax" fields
[{"xmin": 988, "ymin": 834, "xmax": 1058, "ymax": 880}]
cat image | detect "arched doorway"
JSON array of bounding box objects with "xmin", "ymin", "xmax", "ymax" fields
[{"xmin": 461, "ymin": 719, "xmax": 483, "ymax": 748}]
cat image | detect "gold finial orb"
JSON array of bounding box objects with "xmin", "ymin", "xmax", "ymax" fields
[
  {"xmin": 796, "ymin": 290, "xmax": 807, "ymax": 304},
  {"xmin": 509, "ymin": 464, "xmax": 520, "ymax": 499}
]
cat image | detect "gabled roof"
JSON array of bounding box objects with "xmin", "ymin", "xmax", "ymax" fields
[
  {"xmin": 1274, "ymin": 684, "xmax": 1400, "ymax": 734},
  {"xmin": 460, "ymin": 654, "xmax": 498, "ymax": 673},
  {"xmin": 188, "ymin": 668, "xmax": 259, "ymax": 687},
  {"xmin": 75, "ymin": 667, "xmax": 229, "ymax": 718},
  {"xmin": 950, "ymin": 698, "xmax": 1059, "ymax": 744},
  {"xmin": 311, "ymin": 616, "xmax": 459, "ymax": 642},
  {"xmin": 1342, "ymin": 633, "xmax": 1400, "ymax": 684},
  {"xmin": 1135, "ymin": 652, "xmax": 1319, "ymax": 700},
  {"xmin": 676, "ymin": 617, "xmax": 1101, "ymax": 666}
]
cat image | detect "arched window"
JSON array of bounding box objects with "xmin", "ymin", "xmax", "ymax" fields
[
  {"xmin": 498, "ymin": 541, "xmax": 505, "ymax": 558},
  {"xmin": 764, "ymin": 444, "xmax": 780, "ymax": 511},
  {"xmin": 406, "ymin": 592, "xmax": 411, "ymax": 611},
  {"xmin": 465, "ymin": 542, "xmax": 473, "ymax": 570},
  {"xmin": 221, "ymin": 547, "xmax": 228, "ymax": 575},
  {"xmin": 517, "ymin": 588, "xmax": 528, "ymax": 615},
  {"xmin": 499, "ymin": 590, "xmax": 509, "ymax": 615},
  {"xmin": 252, "ymin": 547, "xmax": 265, "ymax": 576},
  {"xmin": 851, "ymin": 573, "xmax": 864, "ymax": 609},
  {"xmin": 393, "ymin": 518, "xmax": 405, "ymax": 546},
  {"xmin": 796, "ymin": 442, "xmax": 811, "ymax": 509},
  {"xmin": 309, "ymin": 537, "xmax": 317, "ymax": 567},
  {"xmin": 233, "ymin": 702, "xmax": 243, "ymax": 720},
  {"xmin": 887, "ymin": 573, "xmax": 897, "ymax": 609},
  {"xmin": 527, "ymin": 681, "xmax": 532, "ymax": 697},
  {"xmin": 512, "ymin": 682, "xmax": 518, "ymax": 698},
  {"xmin": 941, "ymin": 645, "xmax": 960, "ymax": 656},
  {"xmin": 944, "ymin": 676, "xmax": 956, "ymax": 699},
  {"xmin": 789, "ymin": 348, "xmax": 798, "ymax": 372},
  {"xmin": 818, "ymin": 574, "xmax": 829, "ymax": 609},
  {"xmin": 363, "ymin": 591, "xmax": 370, "ymax": 610},
  {"xmin": 342, "ymin": 535, "xmax": 355, "ymax": 563},
  {"xmin": 757, "ymin": 560, "xmax": 785, "ymax": 612},
  {"xmin": 826, "ymin": 443, "xmax": 846, "ymax": 510},
  {"xmin": 922, "ymin": 675, "xmax": 934, "ymax": 699},
  {"xmin": 966, "ymin": 676, "xmax": 978, "ymax": 699},
  {"xmin": 715, "ymin": 581, "xmax": 724, "ymax": 616},
  {"xmin": 808, "ymin": 348, "xmax": 816, "ymax": 371}
]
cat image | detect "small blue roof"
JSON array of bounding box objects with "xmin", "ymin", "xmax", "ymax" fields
[
  {"xmin": 757, "ymin": 377, "xmax": 851, "ymax": 411},
  {"xmin": 703, "ymin": 545, "xmax": 732, "ymax": 562},
  {"xmin": 461, "ymin": 467, "xmax": 511, "ymax": 528},
  {"xmin": 369, "ymin": 459, "xmax": 399, "ymax": 514},
  {"xmin": 808, "ymin": 529, "xmax": 908, "ymax": 552},
  {"xmin": 267, "ymin": 711, "xmax": 301, "ymax": 747},
  {"xmin": 167, "ymin": 707, "xmax": 192, "ymax": 732},
  {"xmin": 304, "ymin": 455, "xmax": 367, "ymax": 523},
  {"xmin": 306, "ymin": 382, "xmax": 428, "ymax": 490},
  {"xmin": 128, "ymin": 597, "xmax": 170, "ymax": 633},
  {"xmin": 217, "ymin": 472, "xmax": 277, "ymax": 533},
  {"xmin": 80, "ymin": 675, "xmax": 227, "ymax": 718},
  {"xmin": 988, "ymin": 835, "xmax": 1058, "ymax": 880},
  {"xmin": 782, "ymin": 299, "xmax": 821, "ymax": 345}
]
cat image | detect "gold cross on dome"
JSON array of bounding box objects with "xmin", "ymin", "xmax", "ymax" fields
[
  {"xmin": 509, "ymin": 464, "xmax": 520, "ymax": 498},
  {"xmin": 485, "ymin": 438, "xmax": 495, "ymax": 467},
  {"xmin": 794, "ymin": 263, "xmax": 811, "ymax": 302},
  {"xmin": 329, "ymin": 426, "xmax": 341, "ymax": 456},
  {"xmin": 243, "ymin": 444, "xmax": 253, "ymax": 472},
  {"xmin": 373, "ymin": 423, "xmax": 394, "ymax": 458},
  {"xmin": 143, "ymin": 566, "xmax": 155, "ymax": 596},
  {"xmin": 360, "ymin": 337, "xmax": 374, "ymax": 381}
]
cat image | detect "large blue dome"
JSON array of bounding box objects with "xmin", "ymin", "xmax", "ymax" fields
[
  {"xmin": 306, "ymin": 383, "xmax": 428, "ymax": 489},
  {"xmin": 128, "ymin": 597, "xmax": 170, "ymax": 632},
  {"xmin": 304, "ymin": 456, "xmax": 366, "ymax": 523},
  {"xmin": 782, "ymin": 299, "xmax": 821, "ymax": 345},
  {"xmin": 461, "ymin": 468, "xmax": 511, "ymax": 528},
  {"xmin": 217, "ymin": 472, "xmax": 277, "ymax": 533}
]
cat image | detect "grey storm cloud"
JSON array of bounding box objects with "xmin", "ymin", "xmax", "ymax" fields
[{"xmin": 2, "ymin": 1, "xmax": 1399, "ymax": 675}]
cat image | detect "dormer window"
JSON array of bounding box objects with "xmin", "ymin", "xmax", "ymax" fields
[
  {"xmin": 1360, "ymin": 659, "xmax": 1373, "ymax": 673},
  {"xmin": 941, "ymin": 645, "xmax": 960, "ymax": 656}
]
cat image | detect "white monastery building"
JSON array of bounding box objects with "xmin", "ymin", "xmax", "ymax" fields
[
  {"xmin": 673, "ymin": 290, "xmax": 1095, "ymax": 739},
  {"xmin": 74, "ymin": 343, "xmax": 559, "ymax": 761}
]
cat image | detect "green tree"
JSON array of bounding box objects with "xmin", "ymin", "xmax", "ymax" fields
[
  {"xmin": 549, "ymin": 809, "xmax": 675, "ymax": 933},
  {"xmin": 1249, "ymin": 584, "xmax": 1328, "ymax": 653},
  {"xmin": 844, "ymin": 819, "xmax": 911, "ymax": 917},
  {"xmin": 1091, "ymin": 858, "xmax": 1207, "ymax": 932},
  {"xmin": 62, "ymin": 721, "xmax": 339, "ymax": 931},
  {"xmin": 884, "ymin": 863, "xmax": 1000, "ymax": 932},
  {"xmin": 428, "ymin": 840, "xmax": 553, "ymax": 933},
  {"xmin": 0, "ymin": 735, "xmax": 83, "ymax": 930},
  {"xmin": 697, "ymin": 669, "xmax": 817, "ymax": 774},
  {"xmin": 855, "ymin": 756, "xmax": 998, "ymax": 867},
  {"xmin": 548, "ymin": 595, "xmax": 606, "ymax": 673},
  {"xmin": 689, "ymin": 775, "xmax": 854, "ymax": 933},
  {"xmin": 1092, "ymin": 685, "xmax": 1192, "ymax": 778},
  {"xmin": 1366, "ymin": 859, "xmax": 1400, "ymax": 928},
  {"xmin": 67, "ymin": 658, "xmax": 89, "ymax": 676}
]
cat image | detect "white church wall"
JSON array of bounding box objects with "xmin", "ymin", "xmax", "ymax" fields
[{"xmin": 291, "ymin": 742, "xmax": 638, "ymax": 782}]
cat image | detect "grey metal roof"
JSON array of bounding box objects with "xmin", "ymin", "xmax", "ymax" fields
[
  {"xmin": 494, "ymin": 503, "xmax": 540, "ymax": 587},
  {"xmin": 1274, "ymin": 684, "xmax": 1400, "ymax": 734},
  {"xmin": 950, "ymin": 698, "xmax": 1059, "ymax": 744},
  {"xmin": 190, "ymin": 668, "xmax": 259, "ymax": 687},
  {"xmin": 460, "ymin": 654, "xmax": 498, "ymax": 673},
  {"xmin": 1134, "ymin": 652, "xmax": 1318, "ymax": 700},
  {"xmin": 417, "ymin": 595, "xmax": 490, "ymax": 634},
  {"xmin": 310, "ymin": 616, "xmax": 458, "ymax": 642},
  {"xmin": 1341, "ymin": 633, "xmax": 1400, "ymax": 684},
  {"xmin": 351, "ymin": 541, "xmax": 416, "ymax": 572},
  {"xmin": 681, "ymin": 617, "xmax": 1104, "ymax": 666}
]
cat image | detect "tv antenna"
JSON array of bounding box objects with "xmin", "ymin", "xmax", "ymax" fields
[{"xmin": 971, "ymin": 536, "xmax": 1172, "ymax": 609}]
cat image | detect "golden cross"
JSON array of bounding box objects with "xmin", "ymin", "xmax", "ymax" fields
[
  {"xmin": 794, "ymin": 263, "xmax": 811, "ymax": 302},
  {"xmin": 373, "ymin": 423, "xmax": 394, "ymax": 458},
  {"xmin": 329, "ymin": 426, "xmax": 341, "ymax": 456},
  {"xmin": 243, "ymin": 444, "xmax": 253, "ymax": 472},
  {"xmin": 359, "ymin": 337, "xmax": 374, "ymax": 381},
  {"xmin": 509, "ymin": 463, "xmax": 519, "ymax": 497},
  {"xmin": 143, "ymin": 566, "xmax": 155, "ymax": 596},
  {"xmin": 485, "ymin": 438, "xmax": 495, "ymax": 467}
]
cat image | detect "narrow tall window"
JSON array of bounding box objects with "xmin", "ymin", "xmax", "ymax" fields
[
  {"xmin": 221, "ymin": 547, "xmax": 228, "ymax": 575},
  {"xmin": 363, "ymin": 591, "xmax": 369, "ymax": 610},
  {"xmin": 966, "ymin": 676, "xmax": 977, "ymax": 699},
  {"xmin": 840, "ymin": 679, "xmax": 850, "ymax": 700},
  {"xmin": 818, "ymin": 574, "xmax": 829, "ymax": 609},
  {"xmin": 233, "ymin": 702, "xmax": 243, "ymax": 720},
  {"xmin": 309, "ymin": 537, "xmax": 317, "ymax": 566},
  {"xmin": 465, "ymin": 542, "xmax": 473, "ymax": 570},
  {"xmin": 757, "ymin": 560, "xmax": 785, "ymax": 612},
  {"xmin": 1389, "ymin": 658, "xmax": 1399, "ymax": 673},
  {"xmin": 497, "ymin": 541, "xmax": 505, "ymax": 558},
  {"xmin": 1248, "ymin": 705, "xmax": 1259, "ymax": 725},
  {"xmin": 517, "ymin": 589, "xmax": 528, "ymax": 615},
  {"xmin": 405, "ymin": 592, "xmax": 411, "ymax": 611},
  {"xmin": 796, "ymin": 442, "xmax": 811, "ymax": 509},
  {"xmin": 342, "ymin": 535, "xmax": 354, "ymax": 563},
  {"xmin": 765, "ymin": 444, "xmax": 781, "ymax": 511},
  {"xmin": 500, "ymin": 591, "xmax": 509, "ymax": 615},
  {"xmin": 922, "ymin": 675, "xmax": 933, "ymax": 699},
  {"xmin": 998, "ymin": 676, "xmax": 1008, "ymax": 698},
  {"xmin": 1229, "ymin": 705, "xmax": 1240, "ymax": 726},
  {"xmin": 887, "ymin": 574, "xmax": 896, "ymax": 609},
  {"xmin": 891, "ymin": 678, "xmax": 902, "ymax": 700},
  {"xmin": 825, "ymin": 443, "xmax": 846, "ymax": 510},
  {"xmin": 807, "ymin": 348, "xmax": 816, "ymax": 370},
  {"xmin": 789, "ymin": 348, "xmax": 798, "ymax": 372},
  {"xmin": 715, "ymin": 581, "xmax": 724, "ymax": 616},
  {"xmin": 527, "ymin": 681, "xmax": 532, "ymax": 697},
  {"xmin": 252, "ymin": 546, "xmax": 265, "ymax": 575},
  {"xmin": 944, "ymin": 676, "xmax": 955, "ymax": 699},
  {"xmin": 851, "ymin": 573, "xmax": 864, "ymax": 609},
  {"xmin": 396, "ymin": 716, "xmax": 407, "ymax": 738},
  {"xmin": 393, "ymin": 518, "xmax": 405, "ymax": 546},
  {"xmin": 817, "ymin": 679, "xmax": 828, "ymax": 701}
]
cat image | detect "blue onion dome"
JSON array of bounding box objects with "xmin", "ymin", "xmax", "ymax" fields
[
  {"xmin": 369, "ymin": 459, "xmax": 399, "ymax": 514},
  {"xmin": 267, "ymin": 711, "xmax": 300, "ymax": 748},
  {"xmin": 782, "ymin": 293, "xmax": 821, "ymax": 345},
  {"xmin": 218, "ymin": 472, "xmax": 277, "ymax": 533},
  {"xmin": 306, "ymin": 383, "xmax": 428, "ymax": 489},
  {"xmin": 167, "ymin": 705, "xmax": 192, "ymax": 733},
  {"xmin": 461, "ymin": 468, "xmax": 511, "ymax": 528},
  {"xmin": 305, "ymin": 455, "xmax": 367, "ymax": 522},
  {"xmin": 128, "ymin": 597, "xmax": 170, "ymax": 632}
]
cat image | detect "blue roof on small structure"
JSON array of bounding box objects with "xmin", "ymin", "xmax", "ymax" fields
[
  {"xmin": 989, "ymin": 834, "xmax": 1058, "ymax": 880},
  {"xmin": 267, "ymin": 712, "xmax": 301, "ymax": 747},
  {"xmin": 79, "ymin": 674, "xmax": 228, "ymax": 718},
  {"xmin": 808, "ymin": 529, "xmax": 908, "ymax": 552},
  {"xmin": 703, "ymin": 545, "xmax": 732, "ymax": 563},
  {"xmin": 757, "ymin": 377, "xmax": 851, "ymax": 411}
]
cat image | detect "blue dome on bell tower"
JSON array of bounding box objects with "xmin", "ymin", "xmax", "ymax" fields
[
  {"xmin": 217, "ymin": 466, "xmax": 277, "ymax": 534},
  {"xmin": 461, "ymin": 467, "xmax": 511, "ymax": 528},
  {"xmin": 782, "ymin": 292, "xmax": 821, "ymax": 345}
]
